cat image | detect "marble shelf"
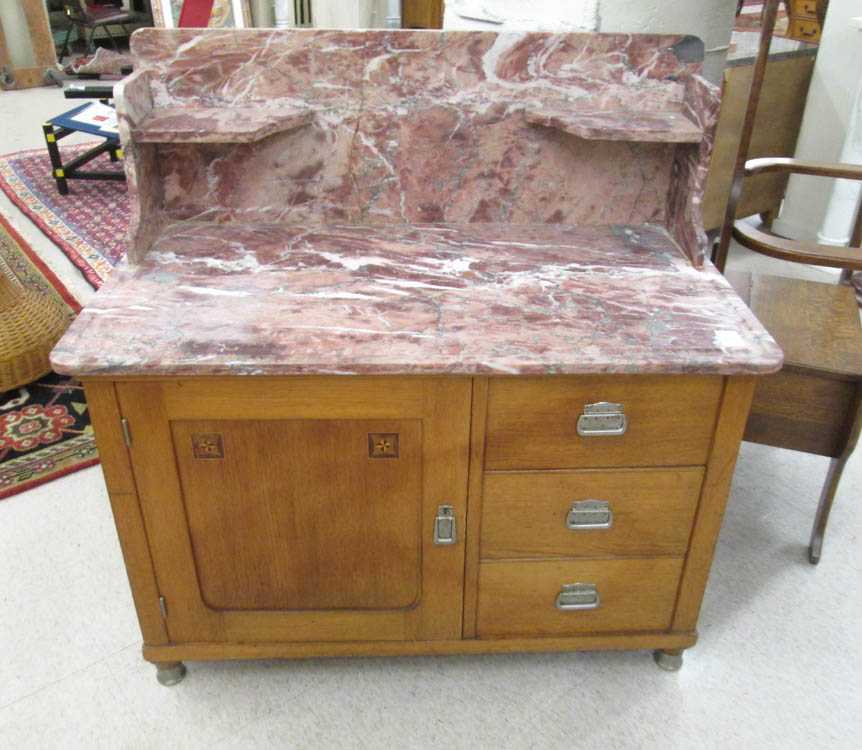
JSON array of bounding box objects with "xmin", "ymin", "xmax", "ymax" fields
[
  {"xmin": 51, "ymin": 221, "xmax": 782, "ymax": 378},
  {"xmin": 525, "ymin": 108, "xmax": 704, "ymax": 143},
  {"xmin": 131, "ymin": 106, "xmax": 314, "ymax": 144}
]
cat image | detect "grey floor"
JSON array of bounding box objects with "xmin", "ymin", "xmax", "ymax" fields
[{"xmin": 0, "ymin": 87, "xmax": 859, "ymax": 750}]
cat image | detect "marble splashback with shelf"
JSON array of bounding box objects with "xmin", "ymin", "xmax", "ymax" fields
[{"xmin": 115, "ymin": 29, "xmax": 719, "ymax": 266}]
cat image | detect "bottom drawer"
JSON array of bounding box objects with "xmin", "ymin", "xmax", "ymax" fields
[
  {"xmin": 477, "ymin": 558, "xmax": 683, "ymax": 638},
  {"xmin": 788, "ymin": 18, "xmax": 820, "ymax": 42}
]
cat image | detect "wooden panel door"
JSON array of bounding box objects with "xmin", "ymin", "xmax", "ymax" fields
[{"xmin": 117, "ymin": 376, "xmax": 471, "ymax": 644}]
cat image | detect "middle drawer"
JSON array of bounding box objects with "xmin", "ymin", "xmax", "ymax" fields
[{"xmin": 481, "ymin": 468, "xmax": 703, "ymax": 559}]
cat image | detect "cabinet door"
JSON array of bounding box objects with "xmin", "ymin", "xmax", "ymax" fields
[{"xmin": 117, "ymin": 377, "xmax": 471, "ymax": 644}]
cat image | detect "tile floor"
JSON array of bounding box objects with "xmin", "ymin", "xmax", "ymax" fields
[{"xmin": 0, "ymin": 86, "xmax": 860, "ymax": 749}]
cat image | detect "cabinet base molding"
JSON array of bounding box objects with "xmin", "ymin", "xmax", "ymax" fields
[{"xmin": 143, "ymin": 632, "xmax": 697, "ymax": 663}]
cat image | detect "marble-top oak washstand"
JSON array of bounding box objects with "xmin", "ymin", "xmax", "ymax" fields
[{"xmin": 51, "ymin": 30, "xmax": 782, "ymax": 683}]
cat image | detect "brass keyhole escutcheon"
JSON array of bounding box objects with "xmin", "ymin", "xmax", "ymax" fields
[{"xmin": 368, "ymin": 433, "xmax": 399, "ymax": 458}]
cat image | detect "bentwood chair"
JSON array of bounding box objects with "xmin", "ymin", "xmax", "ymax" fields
[{"xmin": 715, "ymin": 0, "xmax": 862, "ymax": 564}]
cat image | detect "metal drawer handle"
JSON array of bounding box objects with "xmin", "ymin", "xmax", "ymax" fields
[
  {"xmin": 577, "ymin": 402, "xmax": 627, "ymax": 437},
  {"xmin": 566, "ymin": 500, "xmax": 613, "ymax": 530},
  {"xmin": 555, "ymin": 583, "xmax": 600, "ymax": 611},
  {"xmin": 433, "ymin": 505, "xmax": 457, "ymax": 546}
]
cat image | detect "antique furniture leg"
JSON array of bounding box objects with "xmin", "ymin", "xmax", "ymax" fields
[
  {"xmin": 809, "ymin": 388, "xmax": 862, "ymax": 564},
  {"xmin": 155, "ymin": 661, "xmax": 187, "ymax": 686},
  {"xmin": 654, "ymin": 649, "xmax": 684, "ymax": 672}
]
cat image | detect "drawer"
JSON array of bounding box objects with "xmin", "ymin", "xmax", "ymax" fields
[
  {"xmin": 477, "ymin": 558, "xmax": 683, "ymax": 637},
  {"xmin": 481, "ymin": 468, "xmax": 703, "ymax": 559},
  {"xmin": 485, "ymin": 376, "xmax": 722, "ymax": 470},
  {"xmin": 788, "ymin": 18, "xmax": 820, "ymax": 42},
  {"xmin": 791, "ymin": 0, "xmax": 818, "ymax": 18}
]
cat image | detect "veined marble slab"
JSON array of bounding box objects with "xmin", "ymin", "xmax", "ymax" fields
[
  {"xmin": 114, "ymin": 29, "xmax": 719, "ymax": 266},
  {"xmin": 51, "ymin": 223, "xmax": 782, "ymax": 377}
]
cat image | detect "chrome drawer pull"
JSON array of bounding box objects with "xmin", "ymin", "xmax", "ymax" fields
[
  {"xmin": 566, "ymin": 500, "xmax": 613, "ymax": 530},
  {"xmin": 555, "ymin": 583, "xmax": 600, "ymax": 611},
  {"xmin": 577, "ymin": 402, "xmax": 627, "ymax": 437}
]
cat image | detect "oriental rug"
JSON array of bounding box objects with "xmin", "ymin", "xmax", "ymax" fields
[
  {"xmin": 0, "ymin": 145, "xmax": 129, "ymax": 289},
  {"xmin": 0, "ymin": 213, "xmax": 98, "ymax": 500}
]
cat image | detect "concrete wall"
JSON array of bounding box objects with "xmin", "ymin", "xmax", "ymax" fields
[{"xmin": 772, "ymin": 0, "xmax": 862, "ymax": 241}]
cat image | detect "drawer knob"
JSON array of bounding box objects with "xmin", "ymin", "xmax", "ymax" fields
[
  {"xmin": 577, "ymin": 402, "xmax": 627, "ymax": 437},
  {"xmin": 566, "ymin": 499, "xmax": 613, "ymax": 530},
  {"xmin": 555, "ymin": 583, "xmax": 601, "ymax": 611}
]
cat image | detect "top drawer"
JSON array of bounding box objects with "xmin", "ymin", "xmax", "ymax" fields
[
  {"xmin": 791, "ymin": 0, "xmax": 818, "ymax": 18},
  {"xmin": 485, "ymin": 375, "xmax": 722, "ymax": 470}
]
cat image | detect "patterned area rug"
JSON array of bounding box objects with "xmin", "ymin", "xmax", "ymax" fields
[
  {"xmin": 0, "ymin": 214, "xmax": 98, "ymax": 500},
  {"xmin": 0, "ymin": 145, "xmax": 129, "ymax": 288}
]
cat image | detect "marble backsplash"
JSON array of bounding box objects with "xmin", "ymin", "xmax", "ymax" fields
[{"xmin": 116, "ymin": 29, "xmax": 719, "ymax": 266}]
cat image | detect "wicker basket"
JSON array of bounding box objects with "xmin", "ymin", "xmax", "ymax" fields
[{"xmin": 0, "ymin": 258, "xmax": 71, "ymax": 392}]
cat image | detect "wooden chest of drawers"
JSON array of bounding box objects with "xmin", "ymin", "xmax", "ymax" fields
[
  {"xmin": 83, "ymin": 373, "xmax": 756, "ymax": 680},
  {"xmin": 788, "ymin": 0, "xmax": 822, "ymax": 42}
]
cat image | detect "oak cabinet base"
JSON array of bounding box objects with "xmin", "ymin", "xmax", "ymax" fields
[
  {"xmin": 142, "ymin": 631, "xmax": 699, "ymax": 663},
  {"xmin": 84, "ymin": 374, "xmax": 755, "ymax": 679}
]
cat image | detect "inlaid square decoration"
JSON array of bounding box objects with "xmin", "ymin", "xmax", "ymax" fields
[
  {"xmin": 152, "ymin": 0, "xmax": 252, "ymax": 28},
  {"xmin": 191, "ymin": 433, "xmax": 225, "ymax": 459}
]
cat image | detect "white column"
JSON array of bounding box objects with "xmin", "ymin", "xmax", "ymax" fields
[
  {"xmin": 274, "ymin": 0, "xmax": 295, "ymax": 28},
  {"xmin": 385, "ymin": 0, "xmax": 401, "ymax": 28},
  {"xmin": 250, "ymin": 0, "xmax": 275, "ymax": 26},
  {"xmin": 817, "ymin": 18, "xmax": 862, "ymax": 247},
  {"xmin": 772, "ymin": 0, "xmax": 862, "ymax": 242}
]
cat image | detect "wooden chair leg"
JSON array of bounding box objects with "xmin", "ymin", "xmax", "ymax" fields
[
  {"xmin": 809, "ymin": 457, "xmax": 845, "ymax": 564},
  {"xmin": 809, "ymin": 388, "xmax": 862, "ymax": 564}
]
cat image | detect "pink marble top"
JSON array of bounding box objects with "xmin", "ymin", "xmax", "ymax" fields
[
  {"xmin": 52, "ymin": 30, "xmax": 781, "ymax": 380},
  {"xmin": 51, "ymin": 223, "xmax": 782, "ymax": 377}
]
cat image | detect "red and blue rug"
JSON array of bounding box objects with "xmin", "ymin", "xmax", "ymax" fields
[{"xmin": 0, "ymin": 145, "xmax": 129, "ymax": 288}]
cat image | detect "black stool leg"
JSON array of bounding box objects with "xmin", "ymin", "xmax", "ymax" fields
[
  {"xmin": 60, "ymin": 25, "xmax": 73, "ymax": 60},
  {"xmin": 102, "ymin": 24, "xmax": 120, "ymax": 52},
  {"xmin": 43, "ymin": 123, "xmax": 68, "ymax": 196}
]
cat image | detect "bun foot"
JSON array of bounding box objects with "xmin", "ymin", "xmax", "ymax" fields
[
  {"xmin": 653, "ymin": 649, "xmax": 684, "ymax": 672},
  {"xmin": 156, "ymin": 661, "xmax": 187, "ymax": 686}
]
